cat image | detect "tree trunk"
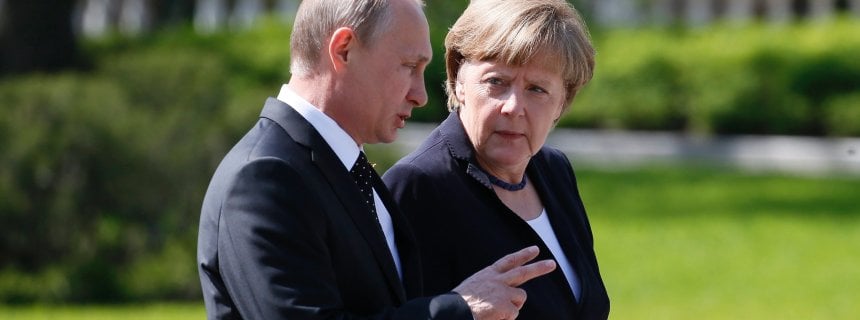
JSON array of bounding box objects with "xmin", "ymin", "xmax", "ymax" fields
[{"xmin": 0, "ymin": 0, "xmax": 80, "ymax": 75}]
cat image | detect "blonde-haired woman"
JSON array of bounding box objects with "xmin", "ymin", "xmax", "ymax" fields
[{"xmin": 384, "ymin": 0, "xmax": 610, "ymax": 318}]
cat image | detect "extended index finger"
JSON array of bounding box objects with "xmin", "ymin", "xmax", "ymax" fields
[
  {"xmin": 504, "ymin": 259, "xmax": 557, "ymax": 287},
  {"xmin": 491, "ymin": 246, "xmax": 540, "ymax": 273}
]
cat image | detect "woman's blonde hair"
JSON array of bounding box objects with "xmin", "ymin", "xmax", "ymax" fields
[{"xmin": 444, "ymin": 0, "xmax": 595, "ymax": 112}]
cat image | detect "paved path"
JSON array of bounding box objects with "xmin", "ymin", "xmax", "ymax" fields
[{"xmin": 393, "ymin": 124, "xmax": 860, "ymax": 177}]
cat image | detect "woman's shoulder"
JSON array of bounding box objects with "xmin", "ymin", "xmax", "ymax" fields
[
  {"xmin": 535, "ymin": 146, "xmax": 573, "ymax": 169},
  {"xmin": 383, "ymin": 138, "xmax": 456, "ymax": 189},
  {"xmin": 531, "ymin": 146, "xmax": 580, "ymax": 189}
]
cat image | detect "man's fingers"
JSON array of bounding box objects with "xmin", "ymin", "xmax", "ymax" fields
[
  {"xmin": 459, "ymin": 247, "xmax": 553, "ymax": 319},
  {"xmin": 510, "ymin": 287, "xmax": 527, "ymax": 309},
  {"xmin": 491, "ymin": 246, "xmax": 540, "ymax": 273},
  {"xmin": 504, "ymin": 259, "xmax": 556, "ymax": 287}
]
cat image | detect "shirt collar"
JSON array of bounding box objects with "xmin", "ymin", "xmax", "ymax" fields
[{"xmin": 277, "ymin": 84, "xmax": 361, "ymax": 169}]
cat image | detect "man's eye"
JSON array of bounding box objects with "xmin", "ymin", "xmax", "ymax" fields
[{"xmin": 404, "ymin": 64, "xmax": 419, "ymax": 74}]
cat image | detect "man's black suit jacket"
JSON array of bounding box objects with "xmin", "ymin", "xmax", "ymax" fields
[
  {"xmin": 197, "ymin": 98, "xmax": 471, "ymax": 319},
  {"xmin": 383, "ymin": 113, "xmax": 610, "ymax": 319}
]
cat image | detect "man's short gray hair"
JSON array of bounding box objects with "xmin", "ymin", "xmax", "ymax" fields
[{"xmin": 289, "ymin": 0, "xmax": 398, "ymax": 77}]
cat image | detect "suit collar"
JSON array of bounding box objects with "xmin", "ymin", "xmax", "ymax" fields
[
  {"xmin": 438, "ymin": 112, "xmax": 546, "ymax": 191},
  {"xmin": 438, "ymin": 113, "xmax": 493, "ymax": 190},
  {"xmin": 261, "ymin": 98, "xmax": 316, "ymax": 149},
  {"xmin": 260, "ymin": 98, "xmax": 408, "ymax": 303},
  {"xmin": 437, "ymin": 112, "xmax": 475, "ymax": 163},
  {"xmin": 275, "ymin": 87, "xmax": 361, "ymax": 169}
]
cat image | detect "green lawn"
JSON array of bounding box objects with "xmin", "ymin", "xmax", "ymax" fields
[
  {"xmin": 577, "ymin": 166, "xmax": 860, "ymax": 319},
  {"xmin": 2, "ymin": 165, "xmax": 858, "ymax": 319},
  {"xmin": 0, "ymin": 303, "xmax": 204, "ymax": 320}
]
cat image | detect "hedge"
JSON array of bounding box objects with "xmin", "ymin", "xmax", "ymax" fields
[{"xmin": 562, "ymin": 18, "xmax": 860, "ymax": 136}]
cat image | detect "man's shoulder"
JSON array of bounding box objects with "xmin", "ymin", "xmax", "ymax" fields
[
  {"xmin": 204, "ymin": 118, "xmax": 308, "ymax": 197},
  {"xmin": 222, "ymin": 117, "xmax": 307, "ymax": 164}
]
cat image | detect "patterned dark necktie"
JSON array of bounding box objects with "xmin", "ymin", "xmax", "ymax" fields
[{"xmin": 350, "ymin": 151, "xmax": 378, "ymax": 219}]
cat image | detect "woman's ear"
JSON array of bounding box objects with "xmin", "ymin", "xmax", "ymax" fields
[
  {"xmin": 328, "ymin": 27, "xmax": 355, "ymax": 72},
  {"xmin": 553, "ymin": 103, "xmax": 564, "ymax": 121},
  {"xmin": 455, "ymin": 79, "xmax": 465, "ymax": 104},
  {"xmin": 555, "ymin": 91, "xmax": 576, "ymax": 122},
  {"xmin": 553, "ymin": 107, "xmax": 564, "ymax": 125}
]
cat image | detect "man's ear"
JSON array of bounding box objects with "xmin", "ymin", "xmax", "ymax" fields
[{"xmin": 328, "ymin": 27, "xmax": 355, "ymax": 72}]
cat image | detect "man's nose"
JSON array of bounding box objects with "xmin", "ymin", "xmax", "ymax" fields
[{"xmin": 408, "ymin": 75, "xmax": 428, "ymax": 108}]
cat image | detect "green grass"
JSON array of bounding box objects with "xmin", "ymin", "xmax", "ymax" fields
[
  {"xmin": 2, "ymin": 165, "xmax": 858, "ymax": 319},
  {"xmin": 576, "ymin": 165, "xmax": 860, "ymax": 319},
  {"xmin": 0, "ymin": 303, "xmax": 204, "ymax": 320}
]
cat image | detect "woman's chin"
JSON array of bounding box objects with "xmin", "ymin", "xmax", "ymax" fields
[{"xmin": 481, "ymin": 150, "xmax": 531, "ymax": 169}]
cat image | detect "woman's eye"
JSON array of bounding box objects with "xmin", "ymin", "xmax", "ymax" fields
[
  {"xmin": 530, "ymin": 86, "xmax": 547, "ymax": 94},
  {"xmin": 486, "ymin": 77, "xmax": 503, "ymax": 85}
]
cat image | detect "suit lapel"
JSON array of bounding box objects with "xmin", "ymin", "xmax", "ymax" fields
[
  {"xmin": 528, "ymin": 153, "xmax": 589, "ymax": 309},
  {"xmin": 260, "ymin": 98, "xmax": 407, "ymax": 303}
]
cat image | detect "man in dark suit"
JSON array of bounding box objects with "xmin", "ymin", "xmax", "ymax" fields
[{"xmin": 196, "ymin": 0, "xmax": 557, "ymax": 319}]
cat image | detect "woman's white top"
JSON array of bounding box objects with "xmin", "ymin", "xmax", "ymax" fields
[{"xmin": 526, "ymin": 209, "xmax": 581, "ymax": 302}]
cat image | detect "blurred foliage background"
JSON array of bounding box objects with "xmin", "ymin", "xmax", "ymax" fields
[
  {"xmin": 1, "ymin": 1, "xmax": 859, "ymax": 318},
  {"xmin": 561, "ymin": 20, "xmax": 860, "ymax": 136}
]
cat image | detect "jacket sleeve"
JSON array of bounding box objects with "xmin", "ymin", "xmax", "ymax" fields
[{"xmin": 215, "ymin": 157, "xmax": 472, "ymax": 320}]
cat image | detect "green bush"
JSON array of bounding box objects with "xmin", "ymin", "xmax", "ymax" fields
[
  {"xmin": 0, "ymin": 74, "xmax": 137, "ymax": 302},
  {"xmin": 0, "ymin": 74, "xmax": 131, "ymax": 270},
  {"xmin": 0, "ymin": 267, "xmax": 68, "ymax": 303},
  {"xmin": 824, "ymin": 93, "xmax": 860, "ymax": 136},
  {"xmin": 564, "ymin": 54, "xmax": 686, "ymax": 130},
  {"xmin": 711, "ymin": 49, "xmax": 812, "ymax": 135},
  {"xmin": 0, "ymin": 46, "xmax": 240, "ymax": 302},
  {"xmin": 561, "ymin": 19, "xmax": 860, "ymax": 136},
  {"xmin": 0, "ymin": 22, "xmax": 298, "ymax": 302}
]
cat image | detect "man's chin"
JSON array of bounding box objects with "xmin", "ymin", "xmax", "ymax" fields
[
  {"xmin": 368, "ymin": 132, "xmax": 398, "ymax": 145},
  {"xmin": 379, "ymin": 134, "xmax": 398, "ymax": 144}
]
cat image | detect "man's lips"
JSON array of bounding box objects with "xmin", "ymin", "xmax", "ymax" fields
[{"xmin": 396, "ymin": 114, "xmax": 411, "ymax": 128}]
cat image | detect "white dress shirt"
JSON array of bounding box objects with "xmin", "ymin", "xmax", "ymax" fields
[
  {"xmin": 277, "ymin": 85, "xmax": 403, "ymax": 280},
  {"xmin": 526, "ymin": 209, "xmax": 582, "ymax": 301}
]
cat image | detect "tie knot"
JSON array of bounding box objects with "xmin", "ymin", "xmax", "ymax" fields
[{"xmin": 352, "ymin": 151, "xmax": 374, "ymax": 174}]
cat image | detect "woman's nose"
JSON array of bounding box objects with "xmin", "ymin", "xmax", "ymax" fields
[{"xmin": 500, "ymin": 91, "xmax": 525, "ymax": 116}]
